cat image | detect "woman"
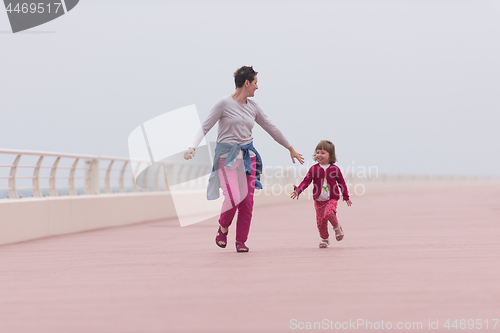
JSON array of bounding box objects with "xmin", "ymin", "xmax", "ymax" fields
[{"xmin": 184, "ymin": 66, "xmax": 304, "ymax": 252}]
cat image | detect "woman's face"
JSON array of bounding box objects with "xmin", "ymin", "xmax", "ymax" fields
[{"xmin": 247, "ymin": 76, "xmax": 258, "ymax": 97}]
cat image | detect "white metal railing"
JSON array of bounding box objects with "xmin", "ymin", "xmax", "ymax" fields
[
  {"xmin": 2, "ymin": 149, "xmax": 496, "ymax": 200},
  {"xmin": 0, "ymin": 149, "xmax": 148, "ymax": 199},
  {"xmin": 0, "ymin": 148, "xmax": 217, "ymax": 199}
]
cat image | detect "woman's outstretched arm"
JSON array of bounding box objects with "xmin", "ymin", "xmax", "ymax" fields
[
  {"xmin": 254, "ymin": 104, "xmax": 304, "ymax": 165},
  {"xmin": 288, "ymin": 146, "xmax": 304, "ymax": 164},
  {"xmin": 184, "ymin": 98, "xmax": 225, "ymax": 160}
]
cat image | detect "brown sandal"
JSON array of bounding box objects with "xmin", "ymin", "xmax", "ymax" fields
[
  {"xmin": 215, "ymin": 226, "xmax": 228, "ymax": 248},
  {"xmin": 235, "ymin": 241, "xmax": 249, "ymax": 252}
]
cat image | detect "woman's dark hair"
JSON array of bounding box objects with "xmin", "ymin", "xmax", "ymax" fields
[
  {"xmin": 313, "ymin": 140, "xmax": 337, "ymax": 164},
  {"xmin": 234, "ymin": 66, "xmax": 258, "ymax": 88}
]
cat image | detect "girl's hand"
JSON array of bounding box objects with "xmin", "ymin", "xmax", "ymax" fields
[
  {"xmin": 183, "ymin": 147, "xmax": 195, "ymax": 160},
  {"xmin": 290, "ymin": 190, "xmax": 299, "ymax": 200},
  {"xmin": 288, "ymin": 146, "xmax": 304, "ymax": 165},
  {"xmin": 345, "ymin": 200, "xmax": 352, "ymax": 206}
]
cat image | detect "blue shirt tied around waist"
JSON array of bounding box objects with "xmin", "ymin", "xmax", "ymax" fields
[{"xmin": 207, "ymin": 141, "xmax": 263, "ymax": 200}]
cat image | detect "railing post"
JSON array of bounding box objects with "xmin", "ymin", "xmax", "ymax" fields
[
  {"xmin": 197, "ymin": 164, "xmax": 206, "ymax": 190},
  {"xmin": 85, "ymin": 159, "xmax": 100, "ymax": 194},
  {"xmin": 69, "ymin": 158, "xmax": 79, "ymax": 195},
  {"xmin": 142, "ymin": 163, "xmax": 149, "ymax": 191},
  {"xmin": 8, "ymin": 154, "xmax": 21, "ymax": 199},
  {"xmin": 49, "ymin": 157, "xmax": 61, "ymax": 196},
  {"xmin": 119, "ymin": 161, "xmax": 128, "ymax": 193},
  {"xmin": 132, "ymin": 162, "xmax": 141, "ymax": 192},
  {"xmin": 186, "ymin": 165, "xmax": 194, "ymax": 190},
  {"xmin": 33, "ymin": 155, "xmax": 44, "ymax": 197},
  {"xmin": 163, "ymin": 162, "xmax": 171, "ymax": 192},
  {"xmin": 175, "ymin": 165, "xmax": 183, "ymax": 190},
  {"xmin": 105, "ymin": 160, "xmax": 114, "ymax": 193},
  {"xmin": 154, "ymin": 163, "xmax": 161, "ymax": 191}
]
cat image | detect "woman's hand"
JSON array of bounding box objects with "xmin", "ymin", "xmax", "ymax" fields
[
  {"xmin": 345, "ymin": 200, "xmax": 352, "ymax": 206},
  {"xmin": 288, "ymin": 146, "xmax": 304, "ymax": 164},
  {"xmin": 290, "ymin": 190, "xmax": 299, "ymax": 200},
  {"xmin": 183, "ymin": 147, "xmax": 195, "ymax": 160}
]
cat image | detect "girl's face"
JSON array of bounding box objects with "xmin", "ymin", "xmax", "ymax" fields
[{"xmin": 316, "ymin": 149, "xmax": 330, "ymax": 165}]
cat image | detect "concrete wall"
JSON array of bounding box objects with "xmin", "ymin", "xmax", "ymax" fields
[
  {"xmin": 7, "ymin": 180, "xmax": 485, "ymax": 246},
  {"xmin": 0, "ymin": 192, "xmax": 177, "ymax": 245},
  {"xmin": 0, "ymin": 189, "xmax": 294, "ymax": 246}
]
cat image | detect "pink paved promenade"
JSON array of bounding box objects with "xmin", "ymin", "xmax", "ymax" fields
[{"xmin": 1, "ymin": 183, "xmax": 499, "ymax": 332}]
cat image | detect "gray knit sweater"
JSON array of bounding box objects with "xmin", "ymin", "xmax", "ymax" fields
[{"xmin": 190, "ymin": 95, "xmax": 291, "ymax": 156}]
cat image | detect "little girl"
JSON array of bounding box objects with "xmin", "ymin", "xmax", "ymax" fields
[{"xmin": 290, "ymin": 140, "xmax": 352, "ymax": 248}]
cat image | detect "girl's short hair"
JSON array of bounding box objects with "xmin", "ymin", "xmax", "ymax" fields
[
  {"xmin": 313, "ymin": 140, "xmax": 337, "ymax": 164},
  {"xmin": 234, "ymin": 66, "xmax": 258, "ymax": 88}
]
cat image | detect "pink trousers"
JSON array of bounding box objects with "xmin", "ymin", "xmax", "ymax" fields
[
  {"xmin": 314, "ymin": 199, "xmax": 339, "ymax": 240},
  {"xmin": 218, "ymin": 157, "xmax": 256, "ymax": 244}
]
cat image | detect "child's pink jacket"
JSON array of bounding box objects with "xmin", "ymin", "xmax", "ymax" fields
[{"xmin": 295, "ymin": 163, "xmax": 350, "ymax": 201}]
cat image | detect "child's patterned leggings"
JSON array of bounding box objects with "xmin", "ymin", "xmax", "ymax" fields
[{"xmin": 314, "ymin": 199, "xmax": 339, "ymax": 240}]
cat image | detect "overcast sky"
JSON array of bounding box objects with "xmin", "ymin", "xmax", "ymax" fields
[{"xmin": 1, "ymin": 0, "xmax": 499, "ymax": 176}]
